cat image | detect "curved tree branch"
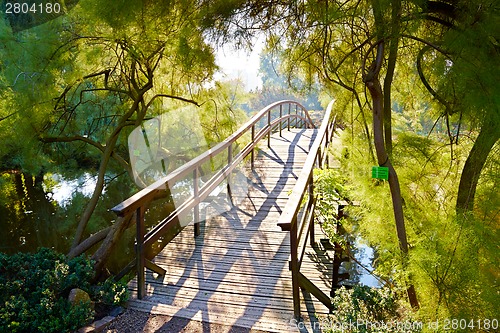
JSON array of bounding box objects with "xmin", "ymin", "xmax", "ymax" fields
[
  {"xmin": 416, "ymin": 45, "xmax": 451, "ymax": 109},
  {"xmin": 145, "ymin": 94, "xmax": 200, "ymax": 109}
]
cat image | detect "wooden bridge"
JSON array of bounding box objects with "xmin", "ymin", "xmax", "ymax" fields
[{"xmin": 111, "ymin": 100, "xmax": 339, "ymax": 332}]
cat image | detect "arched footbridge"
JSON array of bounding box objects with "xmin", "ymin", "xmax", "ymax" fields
[{"xmin": 111, "ymin": 100, "xmax": 340, "ymax": 332}]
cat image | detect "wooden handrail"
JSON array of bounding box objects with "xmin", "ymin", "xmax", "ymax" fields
[
  {"xmin": 276, "ymin": 99, "xmax": 336, "ymax": 319},
  {"xmin": 111, "ymin": 100, "xmax": 314, "ymax": 217},
  {"xmin": 110, "ymin": 100, "xmax": 316, "ymax": 299}
]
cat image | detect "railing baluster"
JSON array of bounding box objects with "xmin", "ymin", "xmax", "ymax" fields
[
  {"xmin": 290, "ymin": 215, "xmax": 300, "ymax": 319},
  {"xmin": 193, "ymin": 168, "xmax": 200, "ymax": 237},
  {"xmin": 295, "ymin": 104, "xmax": 298, "ymax": 128},
  {"xmin": 267, "ymin": 109, "xmax": 271, "ymax": 148},
  {"xmin": 227, "ymin": 144, "xmax": 233, "ymax": 204},
  {"xmin": 287, "ymin": 103, "xmax": 290, "ymax": 130},
  {"xmin": 251, "ymin": 125, "xmax": 255, "ymax": 169},
  {"xmin": 318, "ymin": 146, "xmax": 322, "ymax": 169},
  {"xmin": 136, "ymin": 205, "xmax": 146, "ymax": 299},
  {"xmin": 308, "ymin": 174, "xmax": 315, "ymax": 247},
  {"xmin": 279, "ymin": 104, "xmax": 282, "ymax": 137},
  {"xmin": 324, "ymin": 132, "xmax": 330, "ymax": 168}
]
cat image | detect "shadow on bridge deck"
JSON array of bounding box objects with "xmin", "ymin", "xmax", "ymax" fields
[{"xmin": 126, "ymin": 129, "xmax": 334, "ymax": 333}]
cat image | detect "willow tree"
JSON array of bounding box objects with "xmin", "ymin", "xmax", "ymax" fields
[
  {"xmin": 203, "ymin": 0, "xmax": 499, "ymax": 313},
  {"xmin": 0, "ymin": 0, "xmax": 231, "ymax": 276}
]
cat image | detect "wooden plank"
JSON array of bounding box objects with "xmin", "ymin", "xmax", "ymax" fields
[
  {"xmin": 127, "ymin": 299, "xmax": 325, "ymax": 333},
  {"xmin": 142, "ymin": 262, "xmax": 332, "ymax": 291},
  {"xmin": 126, "ymin": 126, "xmax": 337, "ymax": 331},
  {"xmin": 128, "ymin": 283, "xmax": 330, "ymax": 315}
]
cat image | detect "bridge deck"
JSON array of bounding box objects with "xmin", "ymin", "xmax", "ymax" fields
[{"xmin": 126, "ymin": 129, "xmax": 334, "ymax": 332}]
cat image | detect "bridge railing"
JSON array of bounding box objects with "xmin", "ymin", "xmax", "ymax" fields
[
  {"xmin": 111, "ymin": 100, "xmax": 315, "ymax": 299},
  {"xmin": 277, "ymin": 99, "xmax": 336, "ymax": 319}
]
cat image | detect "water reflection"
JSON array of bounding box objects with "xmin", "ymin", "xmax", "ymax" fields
[
  {"xmin": 0, "ymin": 171, "xmax": 137, "ymax": 273},
  {"xmin": 0, "ymin": 173, "xmax": 61, "ymax": 253},
  {"xmin": 44, "ymin": 173, "xmax": 97, "ymax": 207},
  {"xmin": 0, "ymin": 169, "xmax": 191, "ymax": 276},
  {"xmin": 336, "ymin": 237, "xmax": 381, "ymax": 288}
]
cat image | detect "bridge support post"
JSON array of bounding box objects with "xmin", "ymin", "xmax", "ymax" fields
[
  {"xmin": 136, "ymin": 206, "xmax": 146, "ymax": 299},
  {"xmin": 290, "ymin": 215, "xmax": 301, "ymax": 319}
]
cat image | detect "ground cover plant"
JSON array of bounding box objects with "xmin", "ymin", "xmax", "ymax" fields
[{"xmin": 0, "ymin": 248, "xmax": 128, "ymax": 333}]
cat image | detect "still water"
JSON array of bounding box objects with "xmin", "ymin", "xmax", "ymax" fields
[{"xmin": 0, "ymin": 171, "xmax": 137, "ymax": 272}]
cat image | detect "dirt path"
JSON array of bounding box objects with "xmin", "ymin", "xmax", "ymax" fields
[{"xmin": 105, "ymin": 309, "xmax": 270, "ymax": 333}]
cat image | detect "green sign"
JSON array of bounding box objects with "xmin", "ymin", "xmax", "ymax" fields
[{"xmin": 372, "ymin": 166, "xmax": 389, "ymax": 180}]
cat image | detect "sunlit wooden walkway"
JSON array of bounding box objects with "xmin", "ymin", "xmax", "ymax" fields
[{"xmin": 126, "ymin": 129, "xmax": 334, "ymax": 332}]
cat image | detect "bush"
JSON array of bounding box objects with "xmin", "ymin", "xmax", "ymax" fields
[
  {"xmin": 326, "ymin": 286, "xmax": 421, "ymax": 333},
  {"xmin": 0, "ymin": 248, "xmax": 128, "ymax": 333}
]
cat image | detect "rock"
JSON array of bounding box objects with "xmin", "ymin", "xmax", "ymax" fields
[
  {"xmin": 68, "ymin": 288, "xmax": 93, "ymax": 309},
  {"xmin": 78, "ymin": 316, "xmax": 116, "ymax": 333},
  {"xmin": 108, "ymin": 306, "xmax": 125, "ymax": 317}
]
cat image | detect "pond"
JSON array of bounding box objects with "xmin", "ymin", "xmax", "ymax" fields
[
  {"xmin": 0, "ymin": 170, "xmax": 208, "ymax": 274},
  {"xmin": 345, "ymin": 237, "xmax": 381, "ymax": 288},
  {"xmin": 0, "ymin": 171, "xmax": 138, "ymax": 273}
]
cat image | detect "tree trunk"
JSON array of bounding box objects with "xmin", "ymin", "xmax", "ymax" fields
[
  {"xmin": 91, "ymin": 214, "xmax": 133, "ymax": 281},
  {"xmin": 456, "ymin": 119, "xmax": 500, "ymax": 213},
  {"xmin": 70, "ymin": 84, "xmax": 149, "ymax": 250},
  {"xmin": 70, "ymin": 133, "xmax": 121, "ymax": 250},
  {"xmin": 67, "ymin": 227, "xmax": 111, "ymax": 259},
  {"xmin": 365, "ymin": 43, "xmax": 419, "ymax": 308},
  {"xmin": 383, "ymin": 0, "xmax": 401, "ymax": 157}
]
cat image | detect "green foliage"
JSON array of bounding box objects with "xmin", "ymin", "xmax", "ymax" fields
[
  {"xmin": 248, "ymin": 48, "xmax": 322, "ymax": 111},
  {"xmin": 0, "ymin": 248, "xmax": 128, "ymax": 333},
  {"xmin": 326, "ymin": 286, "xmax": 420, "ymax": 333},
  {"xmin": 313, "ymin": 168, "xmax": 350, "ymax": 245},
  {"xmin": 90, "ymin": 278, "xmax": 128, "ymax": 307},
  {"xmin": 333, "ymin": 126, "xmax": 499, "ymax": 322}
]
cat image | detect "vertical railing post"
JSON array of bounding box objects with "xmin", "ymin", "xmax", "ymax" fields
[
  {"xmin": 193, "ymin": 168, "xmax": 200, "ymax": 237},
  {"xmin": 279, "ymin": 104, "xmax": 282, "ymax": 137},
  {"xmin": 325, "ymin": 131, "xmax": 330, "ymax": 169},
  {"xmin": 267, "ymin": 109, "xmax": 271, "ymax": 148},
  {"xmin": 288, "ymin": 103, "xmax": 291, "ymax": 130},
  {"xmin": 251, "ymin": 125, "xmax": 255, "ymax": 169},
  {"xmin": 136, "ymin": 206, "xmax": 146, "ymax": 299},
  {"xmin": 227, "ymin": 144, "xmax": 233, "ymax": 203},
  {"xmin": 308, "ymin": 174, "xmax": 315, "ymax": 247},
  {"xmin": 290, "ymin": 215, "xmax": 300, "ymax": 319},
  {"xmin": 295, "ymin": 104, "xmax": 298, "ymax": 128}
]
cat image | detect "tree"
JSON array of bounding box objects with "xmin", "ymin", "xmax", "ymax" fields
[
  {"xmin": 204, "ymin": 0, "xmax": 499, "ymax": 315},
  {"xmin": 0, "ymin": 0, "xmax": 242, "ymax": 277}
]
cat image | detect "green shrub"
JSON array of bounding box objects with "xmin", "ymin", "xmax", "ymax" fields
[
  {"xmin": 326, "ymin": 286, "xmax": 421, "ymax": 333},
  {"xmin": 90, "ymin": 278, "xmax": 128, "ymax": 307},
  {"xmin": 0, "ymin": 248, "xmax": 128, "ymax": 333}
]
